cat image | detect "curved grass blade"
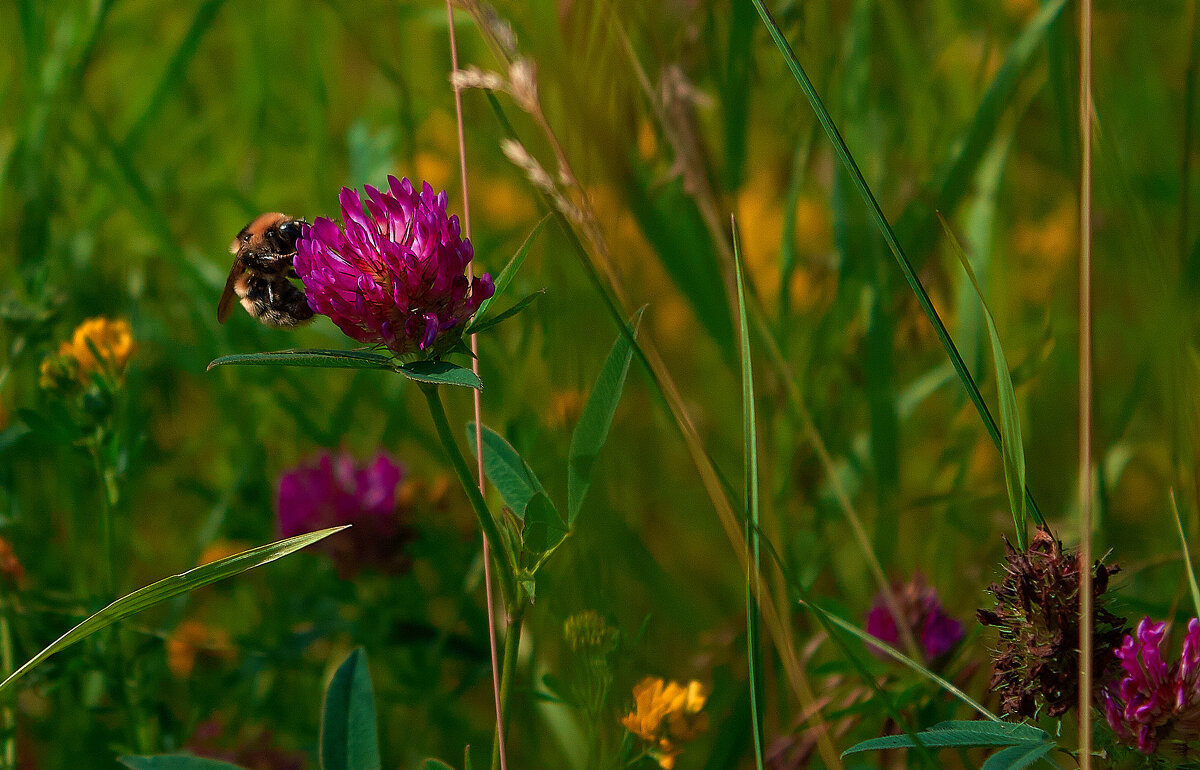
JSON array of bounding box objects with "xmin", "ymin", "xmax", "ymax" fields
[
  {"xmin": 207, "ymin": 349, "xmax": 395, "ymax": 372},
  {"xmin": 0, "ymin": 526, "xmax": 347, "ymax": 699},
  {"xmin": 320, "ymin": 647, "xmax": 381, "ymax": 770},
  {"xmin": 472, "ymin": 213, "xmax": 550, "ymax": 324},
  {"xmin": 751, "ymin": 0, "xmax": 1045, "ymax": 528},
  {"xmin": 396, "ymin": 360, "xmax": 482, "ymax": 390},
  {"xmin": 941, "ymin": 215, "xmax": 1027, "ymax": 548},
  {"xmin": 566, "ymin": 308, "xmax": 643, "ymax": 524},
  {"xmin": 1170, "ymin": 489, "xmax": 1200, "ymax": 618},
  {"xmin": 119, "ymin": 757, "xmax": 247, "ymax": 770},
  {"xmin": 733, "ymin": 218, "xmax": 765, "ymax": 770}
]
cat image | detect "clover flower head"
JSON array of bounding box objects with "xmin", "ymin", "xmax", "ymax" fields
[
  {"xmin": 865, "ymin": 571, "xmax": 963, "ymax": 663},
  {"xmin": 621, "ymin": 676, "xmax": 709, "ymax": 769},
  {"xmin": 294, "ymin": 176, "xmax": 494, "ymax": 357},
  {"xmin": 275, "ymin": 450, "xmax": 415, "ymax": 578},
  {"xmin": 977, "ymin": 528, "xmax": 1126, "ymax": 718},
  {"xmin": 1103, "ymin": 617, "xmax": 1200, "ymax": 754}
]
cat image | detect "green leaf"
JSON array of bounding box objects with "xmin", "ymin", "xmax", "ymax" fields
[
  {"xmin": 472, "ymin": 214, "xmax": 550, "ymax": 324},
  {"xmin": 396, "ymin": 360, "xmax": 482, "ymax": 390},
  {"xmin": 118, "ymin": 757, "xmax": 247, "ymax": 770},
  {"xmin": 523, "ymin": 491, "xmax": 568, "ymax": 561},
  {"xmin": 1170, "ymin": 490, "xmax": 1200, "ymax": 619},
  {"xmin": 468, "ymin": 423, "xmax": 547, "ymax": 518},
  {"xmin": 567, "ymin": 309, "xmax": 642, "ymax": 524},
  {"xmin": 464, "ymin": 289, "xmax": 545, "ymax": 336},
  {"xmin": 0, "ymin": 527, "xmax": 345, "ymax": 698},
  {"xmin": 981, "ymin": 741, "xmax": 1057, "ymax": 770},
  {"xmin": 843, "ymin": 721, "xmax": 1048, "ymax": 756},
  {"xmin": 419, "ymin": 762, "xmax": 456, "ymax": 770},
  {"xmin": 733, "ymin": 219, "xmax": 766, "ymax": 770},
  {"xmin": 320, "ymin": 647, "xmax": 381, "ymax": 770},
  {"xmin": 941, "ymin": 216, "xmax": 1027, "ymax": 547},
  {"xmin": 207, "ymin": 349, "xmax": 395, "ymax": 372}
]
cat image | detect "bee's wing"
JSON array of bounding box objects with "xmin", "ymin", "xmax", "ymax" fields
[{"xmin": 217, "ymin": 257, "xmax": 246, "ymax": 324}]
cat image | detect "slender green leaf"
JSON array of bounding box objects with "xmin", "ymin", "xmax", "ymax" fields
[
  {"xmin": 844, "ymin": 721, "xmax": 1047, "ymax": 756},
  {"xmin": 207, "ymin": 349, "xmax": 394, "ymax": 372},
  {"xmin": 118, "ymin": 757, "xmax": 246, "ymax": 770},
  {"xmin": 396, "ymin": 360, "xmax": 482, "ymax": 390},
  {"xmin": 751, "ymin": 0, "xmax": 1046, "ymax": 528},
  {"xmin": 804, "ymin": 602, "xmax": 998, "ymax": 721},
  {"xmin": 1170, "ymin": 490, "xmax": 1200, "ymax": 619},
  {"xmin": 941, "ymin": 216, "xmax": 1027, "ymax": 547},
  {"xmin": 980, "ymin": 741, "xmax": 1057, "ymax": 770},
  {"xmin": 468, "ymin": 423, "xmax": 547, "ymax": 517},
  {"xmin": 567, "ymin": 309, "xmax": 642, "ymax": 524},
  {"xmin": 464, "ymin": 289, "xmax": 545, "ymax": 335},
  {"xmin": 733, "ymin": 218, "xmax": 765, "ymax": 770},
  {"xmin": 0, "ymin": 527, "xmax": 346, "ymax": 698},
  {"xmin": 320, "ymin": 647, "xmax": 381, "ymax": 770},
  {"xmin": 472, "ymin": 214, "xmax": 550, "ymax": 324}
]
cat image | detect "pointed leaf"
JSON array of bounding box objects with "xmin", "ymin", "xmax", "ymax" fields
[
  {"xmin": 320, "ymin": 647, "xmax": 381, "ymax": 770},
  {"xmin": 465, "ymin": 289, "xmax": 545, "ymax": 335},
  {"xmin": 941, "ymin": 216, "xmax": 1027, "ymax": 546},
  {"xmin": 0, "ymin": 527, "xmax": 347, "ymax": 698},
  {"xmin": 472, "ymin": 215, "xmax": 550, "ymax": 326},
  {"xmin": 567, "ymin": 309, "xmax": 642, "ymax": 524},
  {"xmin": 119, "ymin": 757, "xmax": 247, "ymax": 770},
  {"xmin": 396, "ymin": 360, "xmax": 482, "ymax": 390},
  {"xmin": 843, "ymin": 721, "xmax": 1047, "ymax": 756},
  {"xmin": 207, "ymin": 349, "xmax": 394, "ymax": 372},
  {"xmin": 468, "ymin": 423, "xmax": 546, "ymax": 517},
  {"xmin": 981, "ymin": 741, "xmax": 1057, "ymax": 770}
]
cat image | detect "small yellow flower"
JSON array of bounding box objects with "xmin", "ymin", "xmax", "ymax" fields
[
  {"xmin": 166, "ymin": 620, "xmax": 235, "ymax": 678},
  {"xmin": 622, "ymin": 676, "xmax": 709, "ymax": 769},
  {"xmin": 58, "ymin": 317, "xmax": 135, "ymax": 382}
]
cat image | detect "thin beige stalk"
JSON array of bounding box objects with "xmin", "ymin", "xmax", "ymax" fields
[
  {"xmin": 443, "ymin": 4, "xmax": 510, "ymax": 769},
  {"xmin": 1078, "ymin": 0, "xmax": 1094, "ymax": 764}
]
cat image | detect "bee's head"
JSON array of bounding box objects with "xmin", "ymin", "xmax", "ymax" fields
[{"xmin": 230, "ymin": 213, "xmax": 307, "ymax": 255}]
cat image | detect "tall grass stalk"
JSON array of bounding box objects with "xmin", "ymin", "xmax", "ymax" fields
[
  {"xmin": 442, "ymin": 4, "xmax": 510, "ymax": 769},
  {"xmin": 1077, "ymin": 0, "xmax": 1095, "ymax": 763},
  {"xmin": 732, "ymin": 217, "xmax": 765, "ymax": 770}
]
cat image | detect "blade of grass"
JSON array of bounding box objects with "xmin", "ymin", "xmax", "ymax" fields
[
  {"xmin": 1169, "ymin": 490, "xmax": 1200, "ymax": 619},
  {"xmin": 940, "ymin": 215, "xmax": 1028, "ymax": 549},
  {"xmin": 752, "ymin": 0, "xmax": 1046, "ymax": 530},
  {"xmin": 0, "ymin": 527, "xmax": 347, "ymax": 698},
  {"xmin": 732, "ymin": 216, "xmax": 764, "ymax": 770}
]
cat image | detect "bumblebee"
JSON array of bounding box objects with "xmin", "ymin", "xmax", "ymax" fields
[{"xmin": 218, "ymin": 213, "xmax": 314, "ymax": 328}]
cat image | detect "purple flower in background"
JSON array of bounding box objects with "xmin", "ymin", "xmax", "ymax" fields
[
  {"xmin": 276, "ymin": 450, "xmax": 414, "ymax": 578},
  {"xmin": 865, "ymin": 572, "xmax": 963, "ymax": 663},
  {"xmin": 293, "ymin": 176, "xmax": 494, "ymax": 357},
  {"xmin": 1103, "ymin": 617, "xmax": 1200, "ymax": 754}
]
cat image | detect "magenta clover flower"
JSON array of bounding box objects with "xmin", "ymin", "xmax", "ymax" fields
[
  {"xmin": 294, "ymin": 176, "xmax": 494, "ymax": 357},
  {"xmin": 865, "ymin": 572, "xmax": 964, "ymax": 663},
  {"xmin": 1103, "ymin": 617, "xmax": 1200, "ymax": 754},
  {"xmin": 275, "ymin": 450, "xmax": 414, "ymax": 578}
]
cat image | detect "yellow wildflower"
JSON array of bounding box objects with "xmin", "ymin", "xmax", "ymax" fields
[
  {"xmin": 622, "ymin": 676, "xmax": 709, "ymax": 769},
  {"xmin": 166, "ymin": 620, "xmax": 235, "ymax": 678},
  {"xmin": 57, "ymin": 317, "xmax": 135, "ymax": 382}
]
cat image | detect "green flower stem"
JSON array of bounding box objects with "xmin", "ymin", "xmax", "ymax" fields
[
  {"xmin": 491, "ymin": 603, "xmax": 525, "ymax": 770},
  {"xmin": 420, "ymin": 383, "xmax": 517, "ymax": 609}
]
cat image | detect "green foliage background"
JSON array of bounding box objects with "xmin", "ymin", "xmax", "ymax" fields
[{"xmin": 0, "ymin": 0, "xmax": 1198, "ymax": 766}]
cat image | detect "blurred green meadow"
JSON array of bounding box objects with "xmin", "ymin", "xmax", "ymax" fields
[{"xmin": 0, "ymin": 0, "xmax": 1197, "ymax": 767}]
